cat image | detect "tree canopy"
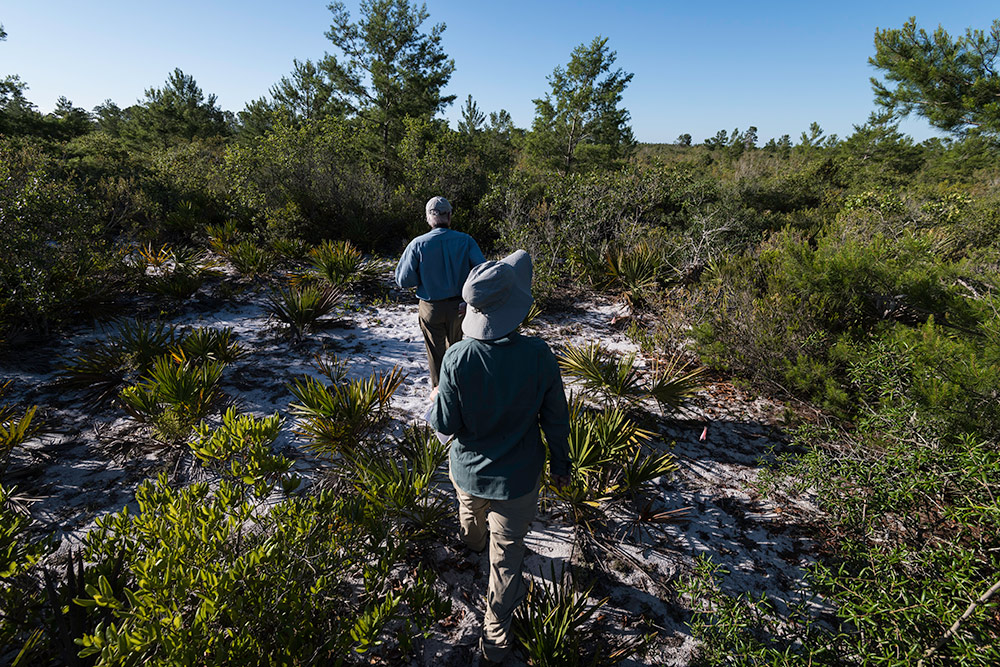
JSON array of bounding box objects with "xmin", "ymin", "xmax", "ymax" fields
[
  {"xmin": 870, "ymin": 17, "xmax": 1000, "ymax": 137},
  {"xmin": 527, "ymin": 36, "xmax": 634, "ymax": 175},
  {"xmin": 321, "ymin": 0, "xmax": 455, "ymax": 177},
  {"xmin": 122, "ymin": 68, "xmax": 231, "ymax": 147}
]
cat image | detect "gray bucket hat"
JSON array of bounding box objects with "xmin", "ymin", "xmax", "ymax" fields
[{"xmin": 461, "ymin": 250, "xmax": 534, "ymax": 340}]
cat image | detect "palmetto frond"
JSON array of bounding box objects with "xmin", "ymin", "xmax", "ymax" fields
[
  {"xmin": 288, "ymin": 366, "xmax": 404, "ymax": 457},
  {"xmin": 558, "ymin": 341, "xmax": 644, "ymax": 408},
  {"xmin": 647, "ymin": 354, "xmax": 705, "ymax": 413},
  {"xmin": 309, "ymin": 239, "xmax": 371, "ymax": 287},
  {"xmin": 559, "ymin": 341, "xmax": 703, "ymax": 414},
  {"xmin": 513, "ymin": 562, "xmax": 607, "ymax": 666},
  {"xmin": 266, "ymin": 285, "xmax": 343, "ymax": 340},
  {"xmin": 58, "ymin": 320, "xmax": 176, "ymax": 405},
  {"xmin": 223, "ymin": 240, "xmax": 275, "ymax": 278},
  {"xmin": 119, "ymin": 355, "xmax": 226, "ymax": 438},
  {"xmin": 0, "ymin": 386, "xmax": 38, "ymax": 473},
  {"xmin": 174, "ymin": 327, "xmax": 245, "ymax": 365},
  {"xmin": 605, "ymin": 242, "xmax": 661, "ymax": 311}
]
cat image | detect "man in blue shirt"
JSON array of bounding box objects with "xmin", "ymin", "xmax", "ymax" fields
[
  {"xmin": 428, "ymin": 250, "xmax": 570, "ymax": 663},
  {"xmin": 395, "ymin": 196, "xmax": 485, "ymax": 388}
]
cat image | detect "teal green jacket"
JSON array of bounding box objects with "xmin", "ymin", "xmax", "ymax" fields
[{"xmin": 428, "ymin": 333, "xmax": 570, "ymax": 500}]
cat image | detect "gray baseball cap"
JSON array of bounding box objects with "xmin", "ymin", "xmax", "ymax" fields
[
  {"xmin": 425, "ymin": 196, "xmax": 452, "ymax": 214},
  {"xmin": 461, "ymin": 250, "xmax": 534, "ymax": 340}
]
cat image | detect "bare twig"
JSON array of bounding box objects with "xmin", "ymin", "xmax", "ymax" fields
[{"xmin": 917, "ymin": 577, "xmax": 1000, "ymax": 666}]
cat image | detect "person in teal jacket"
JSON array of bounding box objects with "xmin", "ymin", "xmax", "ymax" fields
[
  {"xmin": 395, "ymin": 196, "xmax": 485, "ymax": 388},
  {"xmin": 428, "ymin": 249, "xmax": 570, "ymax": 663}
]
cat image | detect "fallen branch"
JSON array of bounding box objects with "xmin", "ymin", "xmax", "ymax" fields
[{"xmin": 917, "ymin": 577, "xmax": 1000, "ymax": 666}]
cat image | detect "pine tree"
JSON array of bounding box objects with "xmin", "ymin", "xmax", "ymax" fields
[
  {"xmin": 871, "ymin": 17, "xmax": 1000, "ymax": 137},
  {"xmin": 321, "ymin": 0, "xmax": 455, "ymax": 179},
  {"xmin": 526, "ymin": 36, "xmax": 634, "ymax": 175}
]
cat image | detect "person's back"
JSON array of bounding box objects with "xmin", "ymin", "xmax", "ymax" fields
[
  {"xmin": 395, "ymin": 226, "xmax": 483, "ymax": 302},
  {"xmin": 427, "ymin": 250, "xmax": 569, "ymax": 663},
  {"xmin": 394, "ymin": 196, "xmax": 485, "ymax": 388},
  {"xmin": 432, "ymin": 332, "xmax": 567, "ymax": 500}
]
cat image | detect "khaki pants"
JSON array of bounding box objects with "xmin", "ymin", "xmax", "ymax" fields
[
  {"xmin": 451, "ymin": 472, "xmax": 540, "ymax": 662},
  {"xmin": 418, "ymin": 298, "xmax": 463, "ymax": 387}
]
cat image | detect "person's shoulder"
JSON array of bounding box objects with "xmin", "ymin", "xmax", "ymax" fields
[
  {"xmin": 444, "ymin": 337, "xmax": 477, "ymax": 358},
  {"xmin": 516, "ymin": 334, "xmax": 555, "ymax": 354}
]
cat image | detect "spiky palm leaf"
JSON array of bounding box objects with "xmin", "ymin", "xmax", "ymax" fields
[
  {"xmin": 309, "ymin": 239, "xmax": 369, "ymax": 287},
  {"xmin": 120, "ymin": 355, "xmax": 225, "ymax": 429},
  {"xmin": 605, "ymin": 243, "xmax": 661, "ymax": 311},
  {"xmin": 270, "ymin": 237, "xmax": 310, "ymax": 261},
  {"xmin": 521, "ymin": 301, "xmax": 543, "ymax": 330},
  {"xmin": 174, "ymin": 327, "xmax": 245, "ymax": 365},
  {"xmin": 225, "ymin": 240, "xmax": 275, "ymax": 277},
  {"xmin": 513, "ymin": 562, "xmax": 608, "ymax": 667},
  {"xmin": 343, "ymin": 448, "xmax": 451, "ymax": 539},
  {"xmin": 59, "ymin": 320, "xmax": 176, "ymax": 405},
  {"xmin": 558, "ymin": 342, "xmax": 644, "ymax": 408},
  {"xmin": 647, "ymin": 354, "xmax": 705, "ymax": 413},
  {"xmin": 614, "ymin": 448, "xmax": 678, "ymax": 497},
  {"xmin": 266, "ymin": 285, "xmax": 343, "ymax": 340},
  {"xmin": 0, "ymin": 385, "xmax": 38, "ymax": 473},
  {"xmin": 288, "ymin": 366, "xmax": 404, "ymax": 456}
]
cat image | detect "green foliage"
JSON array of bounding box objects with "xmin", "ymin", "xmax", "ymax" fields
[
  {"xmin": 489, "ymin": 166, "xmax": 685, "ymax": 300},
  {"xmin": 59, "ymin": 320, "xmax": 177, "ymax": 406},
  {"xmin": 560, "ymin": 400, "xmax": 675, "ymax": 503},
  {"xmin": 218, "ymin": 239, "xmax": 276, "ymax": 278},
  {"xmin": 527, "ymin": 36, "xmax": 635, "ymax": 175},
  {"xmin": 265, "ymin": 284, "xmax": 343, "ymax": 340},
  {"xmin": 321, "ymin": 0, "xmax": 456, "ymax": 181},
  {"xmin": 308, "ymin": 239, "xmax": 370, "ymax": 287},
  {"xmin": 0, "ymin": 138, "xmax": 136, "ymax": 338},
  {"xmin": 74, "ymin": 472, "xmax": 450, "ymax": 665},
  {"xmin": 557, "ymin": 341, "xmax": 702, "ymax": 413},
  {"xmin": 120, "ymin": 69, "xmax": 231, "ymax": 148},
  {"xmin": 119, "ymin": 355, "xmax": 226, "ymax": 442},
  {"xmin": 224, "ymin": 116, "xmax": 390, "ymax": 246},
  {"xmin": 174, "ymin": 326, "xmax": 245, "ymax": 365},
  {"xmin": 513, "ymin": 563, "xmax": 614, "ymax": 667},
  {"xmin": 191, "ymin": 408, "xmax": 297, "ymax": 498},
  {"xmin": 287, "ymin": 365, "xmax": 404, "ymax": 457},
  {"xmin": 342, "ymin": 426, "xmax": 451, "ymax": 540},
  {"xmin": 0, "ymin": 483, "xmax": 53, "ymax": 663},
  {"xmin": 0, "ymin": 382, "xmax": 38, "ymax": 476},
  {"xmin": 678, "ymin": 555, "xmax": 836, "ymax": 666},
  {"xmin": 603, "ymin": 242, "xmax": 662, "ymax": 311},
  {"xmin": 871, "ymin": 17, "xmax": 1000, "ymax": 137}
]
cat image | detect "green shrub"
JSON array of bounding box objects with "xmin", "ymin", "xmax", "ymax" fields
[
  {"xmin": 119, "ymin": 355, "xmax": 226, "ymax": 442},
  {"xmin": 308, "ymin": 239, "xmax": 370, "ymax": 287},
  {"xmin": 0, "ymin": 138, "xmax": 137, "ymax": 338},
  {"xmin": 287, "ymin": 365, "xmax": 404, "ymax": 457},
  {"xmin": 74, "ymin": 474, "xmax": 449, "ymax": 666},
  {"xmin": 265, "ymin": 284, "xmax": 343, "ymax": 340}
]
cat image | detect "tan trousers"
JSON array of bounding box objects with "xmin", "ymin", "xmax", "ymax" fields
[
  {"xmin": 418, "ymin": 298, "xmax": 463, "ymax": 387},
  {"xmin": 451, "ymin": 472, "xmax": 541, "ymax": 662}
]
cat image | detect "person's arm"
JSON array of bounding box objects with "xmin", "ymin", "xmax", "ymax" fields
[
  {"xmin": 468, "ymin": 238, "xmax": 486, "ymax": 268},
  {"xmin": 395, "ymin": 242, "xmax": 420, "ymax": 289},
  {"xmin": 538, "ymin": 348, "xmax": 571, "ymax": 484},
  {"xmin": 427, "ymin": 354, "xmax": 464, "ymax": 436}
]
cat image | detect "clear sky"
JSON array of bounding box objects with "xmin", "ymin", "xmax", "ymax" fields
[{"xmin": 2, "ymin": 1, "xmax": 997, "ymax": 144}]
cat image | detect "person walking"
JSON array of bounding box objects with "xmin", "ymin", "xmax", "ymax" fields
[
  {"xmin": 395, "ymin": 196, "xmax": 485, "ymax": 388},
  {"xmin": 427, "ymin": 250, "xmax": 571, "ymax": 663}
]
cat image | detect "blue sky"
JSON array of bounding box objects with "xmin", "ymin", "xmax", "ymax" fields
[{"xmin": 1, "ymin": 1, "xmax": 997, "ymax": 143}]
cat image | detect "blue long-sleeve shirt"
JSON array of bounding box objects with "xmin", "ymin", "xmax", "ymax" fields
[
  {"xmin": 394, "ymin": 227, "xmax": 485, "ymax": 301},
  {"xmin": 428, "ymin": 333, "xmax": 571, "ymax": 500}
]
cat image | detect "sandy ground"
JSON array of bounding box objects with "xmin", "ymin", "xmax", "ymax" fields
[{"xmin": 1, "ymin": 268, "xmax": 823, "ymax": 665}]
